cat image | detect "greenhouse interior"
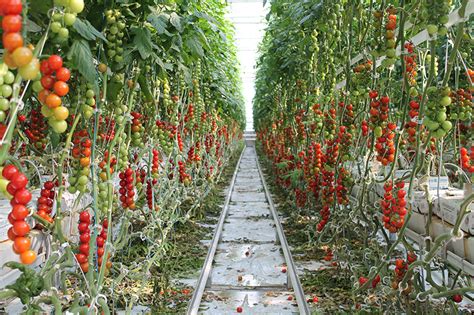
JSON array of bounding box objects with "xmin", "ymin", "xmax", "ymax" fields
[{"xmin": 0, "ymin": 0, "xmax": 473, "ymax": 314}]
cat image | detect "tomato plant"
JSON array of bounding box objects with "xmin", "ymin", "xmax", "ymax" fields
[
  {"xmin": 254, "ymin": 0, "xmax": 473, "ymax": 313},
  {"xmin": 0, "ymin": 0, "xmax": 244, "ymax": 313}
]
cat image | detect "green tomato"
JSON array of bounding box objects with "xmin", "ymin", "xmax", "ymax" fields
[
  {"xmin": 41, "ymin": 105, "xmax": 54, "ymax": 118},
  {"xmin": 438, "ymin": 26, "xmax": 448, "ymax": 36},
  {"xmin": 78, "ymin": 175, "xmax": 88, "ymax": 186},
  {"xmin": 68, "ymin": 186, "xmax": 77, "ymax": 194},
  {"xmin": 81, "ymin": 167, "xmax": 90, "ymax": 176},
  {"xmin": 68, "ymin": 0, "xmax": 85, "ymax": 14},
  {"xmin": 52, "ymin": 13, "xmax": 62, "ymax": 22},
  {"xmin": 32, "ymin": 80, "xmax": 43, "ymax": 93},
  {"xmin": 441, "ymin": 120, "xmax": 452, "ymax": 131},
  {"xmin": 0, "ymin": 111, "xmax": 5, "ymax": 122},
  {"xmin": 374, "ymin": 126, "xmax": 383, "ymax": 138},
  {"xmin": 3, "ymin": 71, "xmax": 14, "ymax": 84},
  {"xmin": 85, "ymin": 89, "xmax": 95, "ymax": 98},
  {"xmin": 64, "ymin": 13, "xmax": 77, "ymax": 26},
  {"xmin": 77, "ymin": 184, "xmax": 87, "ymax": 193},
  {"xmin": 51, "ymin": 22, "xmax": 62, "ymax": 33},
  {"xmin": 423, "ymin": 117, "xmax": 439, "ymax": 131},
  {"xmin": 433, "ymin": 129, "xmax": 446, "ymax": 139},
  {"xmin": 110, "ymin": 26, "xmax": 118, "ymax": 35},
  {"xmin": 58, "ymin": 28, "xmax": 69, "ymax": 39},
  {"xmin": 439, "ymin": 96, "xmax": 451, "ymax": 107},
  {"xmin": 427, "ymin": 24, "xmax": 438, "ymax": 35},
  {"xmin": 99, "ymin": 190, "xmax": 108, "ymax": 199},
  {"xmin": 84, "ymin": 109, "xmax": 94, "ymax": 120},
  {"xmin": 0, "ymin": 98, "xmax": 9, "ymax": 111},
  {"xmin": 0, "ymin": 64, "xmax": 8, "ymax": 77},
  {"xmin": 386, "ymin": 49, "xmax": 396, "ymax": 58},
  {"xmin": 50, "ymin": 119, "xmax": 68, "ymax": 133},
  {"xmin": 1, "ymin": 85, "xmax": 12, "ymax": 98},
  {"xmin": 437, "ymin": 111, "xmax": 447, "ymax": 122},
  {"xmin": 19, "ymin": 59, "xmax": 40, "ymax": 80},
  {"xmin": 0, "ymin": 178, "xmax": 8, "ymax": 193},
  {"xmin": 69, "ymin": 176, "xmax": 77, "ymax": 185}
]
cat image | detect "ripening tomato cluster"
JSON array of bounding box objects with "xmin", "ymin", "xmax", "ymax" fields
[
  {"xmin": 68, "ymin": 130, "xmax": 91, "ymax": 194},
  {"xmin": 151, "ymin": 149, "xmax": 161, "ymax": 176},
  {"xmin": 131, "ymin": 112, "xmax": 144, "ymax": 147},
  {"xmin": 49, "ymin": 0, "xmax": 84, "ymax": 41},
  {"xmin": 359, "ymin": 274, "xmax": 381, "ymax": 289},
  {"xmin": 1, "ymin": 0, "xmax": 40, "ymax": 81},
  {"xmin": 404, "ymin": 99, "xmax": 421, "ymax": 146},
  {"xmin": 374, "ymin": 122, "xmax": 396, "ymax": 166},
  {"xmin": 22, "ymin": 105, "xmax": 48, "ymax": 149},
  {"xmin": 156, "ymin": 119, "xmax": 177, "ymax": 153},
  {"xmin": 381, "ymin": 181, "xmax": 407, "ymax": 233},
  {"xmin": 98, "ymin": 116, "xmax": 116, "ymax": 142},
  {"xmin": 38, "ymin": 55, "xmax": 71, "ymax": 134},
  {"xmin": 368, "ymin": 91, "xmax": 389, "ymax": 129},
  {"xmin": 295, "ymin": 110, "xmax": 306, "ymax": 140},
  {"xmin": 3, "ymin": 164, "xmax": 36, "ymax": 264},
  {"xmin": 36, "ymin": 181, "xmax": 55, "ymax": 225},
  {"xmin": 178, "ymin": 160, "xmax": 191, "ymax": 185},
  {"xmin": 119, "ymin": 168, "xmax": 136, "ymax": 210},
  {"xmin": 382, "ymin": 8, "xmax": 397, "ymax": 66},
  {"xmin": 184, "ymin": 103, "xmax": 194, "ymax": 125},
  {"xmin": 404, "ymin": 42, "xmax": 417, "ymax": 86},
  {"xmin": 97, "ymin": 219, "xmax": 111, "ymax": 271},
  {"xmin": 392, "ymin": 253, "xmax": 416, "ymax": 292},
  {"xmin": 76, "ymin": 210, "xmax": 91, "ymax": 272},
  {"xmin": 361, "ymin": 120, "xmax": 369, "ymax": 137},
  {"xmin": 450, "ymin": 89, "xmax": 473, "ymax": 121},
  {"xmin": 336, "ymin": 167, "xmax": 350, "ymax": 205},
  {"xmin": 186, "ymin": 143, "xmax": 199, "ymax": 163},
  {"xmin": 460, "ymin": 147, "xmax": 474, "ymax": 173}
]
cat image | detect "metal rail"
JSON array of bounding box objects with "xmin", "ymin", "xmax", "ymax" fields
[
  {"xmin": 256, "ymin": 154, "xmax": 311, "ymax": 315},
  {"xmin": 187, "ymin": 146, "xmax": 310, "ymax": 314},
  {"xmin": 187, "ymin": 148, "xmax": 245, "ymax": 315}
]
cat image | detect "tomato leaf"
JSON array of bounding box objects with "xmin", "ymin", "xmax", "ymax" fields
[
  {"xmin": 73, "ymin": 18, "xmax": 107, "ymax": 42},
  {"xmin": 170, "ymin": 12, "xmax": 183, "ymax": 32},
  {"xmin": 148, "ymin": 13, "xmax": 170, "ymax": 35},
  {"xmin": 185, "ymin": 37, "xmax": 204, "ymax": 57},
  {"xmin": 68, "ymin": 40, "xmax": 97, "ymax": 84},
  {"xmin": 131, "ymin": 27, "xmax": 154, "ymax": 59}
]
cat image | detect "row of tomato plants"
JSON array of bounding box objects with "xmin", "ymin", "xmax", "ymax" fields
[
  {"xmin": 0, "ymin": 0, "xmax": 244, "ymax": 313},
  {"xmin": 255, "ymin": 0, "xmax": 473, "ymax": 313}
]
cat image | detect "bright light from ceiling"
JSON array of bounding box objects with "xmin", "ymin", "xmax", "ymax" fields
[{"xmin": 226, "ymin": 0, "xmax": 268, "ymax": 131}]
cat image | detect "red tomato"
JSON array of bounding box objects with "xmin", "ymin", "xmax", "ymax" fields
[
  {"xmin": 53, "ymin": 81, "xmax": 69, "ymax": 96},
  {"xmin": 79, "ymin": 211, "xmax": 90, "ymax": 223},
  {"xmin": 79, "ymin": 232, "xmax": 90, "ymax": 243},
  {"xmin": 3, "ymin": 32, "xmax": 23, "ymax": 52},
  {"xmin": 4, "ymin": 0, "xmax": 23, "ymax": 15},
  {"xmin": 2, "ymin": 15, "xmax": 22, "ymax": 33},
  {"xmin": 13, "ymin": 236, "xmax": 31, "ymax": 253},
  {"xmin": 14, "ymin": 188, "xmax": 32, "ymax": 205},
  {"xmin": 40, "ymin": 75, "xmax": 55, "ymax": 90},
  {"xmin": 75, "ymin": 253, "xmax": 88, "ymax": 264},
  {"xmin": 2, "ymin": 164, "xmax": 18, "ymax": 180},
  {"xmin": 11, "ymin": 204, "xmax": 28, "ymax": 220},
  {"xmin": 48, "ymin": 55, "xmax": 63, "ymax": 71},
  {"xmin": 20, "ymin": 250, "xmax": 36, "ymax": 264},
  {"xmin": 9, "ymin": 172, "xmax": 28, "ymax": 190},
  {"xmin": 79, "ymin": 243, "xmax": 89, "ymax": 255},
  {"xmin": 12, "ymin": 220, "xmax": 30, "ymax": 236},
  {"xmin": 56, "ymin": 67, "xmax": 71, "ymax": 82}
]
